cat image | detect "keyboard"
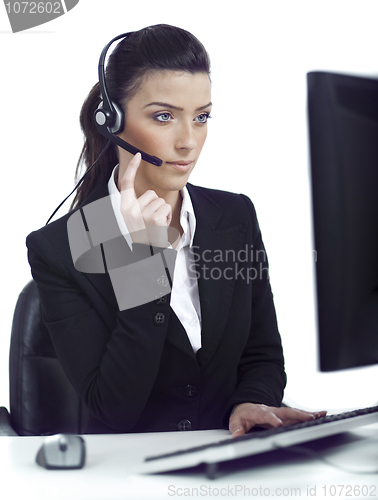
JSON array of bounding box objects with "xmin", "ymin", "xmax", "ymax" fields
[{"xmin": 143, "ymin": 405, "xmax": 378, "ymax": 475}]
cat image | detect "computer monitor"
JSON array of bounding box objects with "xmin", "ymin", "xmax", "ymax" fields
[{"xmin": 307, "ymin": 70, "xmax": 378, "ymax": 372}]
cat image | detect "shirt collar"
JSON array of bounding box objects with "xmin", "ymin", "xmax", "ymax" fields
[
  {"xmin": 107, "ymin": 165, "xmax": 196, "ymax": 249},
  {"xmin": 179, "ymin": 183, "xmax": 196, "ymax": 249}
]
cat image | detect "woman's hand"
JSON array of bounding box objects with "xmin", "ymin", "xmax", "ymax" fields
[
  {"xmin": 120, "ymin": 153, "xmax": 172, "ymax": 248},
  {"xmin": 229, "ymin": 403, "xmax": 327, "ymax": 437}
]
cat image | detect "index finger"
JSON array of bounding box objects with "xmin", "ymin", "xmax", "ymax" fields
[
  {"xmin": 277, "ymin": 407, "xmax": 326, "ymax": 425},
  {"xmin": 120, "ymin": 152, "xmax": 142, "ymax": 193}
]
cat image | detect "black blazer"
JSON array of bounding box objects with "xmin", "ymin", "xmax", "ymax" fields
[{"xmin": 26, "ymin": 173, "xmax": 286, "ymax": 433}]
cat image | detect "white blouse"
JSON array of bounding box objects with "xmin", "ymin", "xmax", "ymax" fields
[{"xmin": 107, "ymin": 166, "xmax": 202, "ymax": 352}]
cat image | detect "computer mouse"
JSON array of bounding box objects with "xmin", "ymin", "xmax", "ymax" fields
[{"xmin": 36, "ymin": 434, "xmax": 86, "ymax": 470}]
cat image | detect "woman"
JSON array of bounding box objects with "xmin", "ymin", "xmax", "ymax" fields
[{"xmin": 27, "ymin": 24, "xmax": 325, "ymax": 435}]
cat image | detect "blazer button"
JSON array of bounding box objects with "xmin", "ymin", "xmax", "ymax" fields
[
  {"xmin": 154, "ymin": 295, "xmax": 167, "ymax": 306},
  {"xmin": 177, "ymin": 419, "xmax": 192, "ymax": 431},
  {"xmin": 183, "ymin": 385, "xmax": 198, "ymax": 397},
  {"xmin": 157, "ymin": 276, "xmax": 169, "ymax": 287},
  {"xmin": 154, "ymin": 312, "xmax": 165, "ymax": 325}
]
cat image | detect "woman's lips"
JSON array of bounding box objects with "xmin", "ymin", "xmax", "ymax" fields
[{"xmin": 166, "ymin": 161, "xmax": 193, "ymax": 172}]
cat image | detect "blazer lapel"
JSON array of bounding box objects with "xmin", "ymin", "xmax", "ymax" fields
[
  {"xmin": 76, "ymin": 173, "xmax": 123, "ymax": 311},
  {"xmin": 165, "ymin": 309, "xmax": 197, "ymax": 359},
  {"xmin": 187, "ymin": 184, "xmax": 248, "ymax": 368},
  {"xmin": 73, "ymin": 176, "xmax": 199, "ymax": 360}
]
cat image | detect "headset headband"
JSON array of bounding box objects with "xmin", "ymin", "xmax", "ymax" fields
[{"xmin": 94, "ymin": 32, "xmax": 163, "ymax": 167}]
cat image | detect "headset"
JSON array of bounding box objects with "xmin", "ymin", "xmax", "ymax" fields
[
  {"xmin": 46, "ymin": 32, "xmax": 162, "ymax": 225},
  {"xmin": 94, "ymin": 32, "xmax": 162, "ymax": 167}
]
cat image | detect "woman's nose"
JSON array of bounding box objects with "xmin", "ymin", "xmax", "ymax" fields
[{"xmin": 175, "ymin": 121, "xmax": 196, "ymax": 151}]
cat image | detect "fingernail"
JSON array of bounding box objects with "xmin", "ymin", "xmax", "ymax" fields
[{"xmin": 232, "ymin": 428, "xmax": 242, "ymax": 436}]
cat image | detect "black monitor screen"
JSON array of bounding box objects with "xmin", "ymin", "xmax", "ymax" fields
[{"xmin": 308, "ymin": 71, "xmax": 378, "ymax": 371}]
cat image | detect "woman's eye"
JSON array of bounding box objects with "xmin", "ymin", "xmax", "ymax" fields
[
  {"xmin": 155, "ymin": 113, "xmax": 172, "ymax": 122},
  {"xmin": 195, "ymin": 113, "xmax": 211, "ymax": 123}
]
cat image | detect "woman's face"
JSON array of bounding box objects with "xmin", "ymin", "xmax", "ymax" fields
[{"xmin": 117, "ymin": 70, "xmax": 212, "ymax": 198}]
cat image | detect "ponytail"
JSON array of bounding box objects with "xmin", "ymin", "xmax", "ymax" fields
[{"xmin": 70, "ymin": 83, "xmax": 118, "ymax": 209}]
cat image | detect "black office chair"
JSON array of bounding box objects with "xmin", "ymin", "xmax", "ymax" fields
[{"xmin": 0, "ymin": 280, "xmax": 90, "ymax": 436}]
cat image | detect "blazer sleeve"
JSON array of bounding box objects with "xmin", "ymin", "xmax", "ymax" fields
[
  {"xmin": 222, "ymin": 195, "xmax": 287, "ymax": 426},
  {"xmin": 26, "ymin": 229, "xmax": 177, "ymax": 432}
]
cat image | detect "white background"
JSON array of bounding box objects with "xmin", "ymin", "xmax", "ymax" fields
[{"xmin": 0, "ymin": 0, "xmax": 377, "ymax": 415}]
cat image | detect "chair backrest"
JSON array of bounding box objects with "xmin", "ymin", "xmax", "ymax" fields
[{"xmin": 9, "ymin": 280, "xmax": 90, "ymax": 435}]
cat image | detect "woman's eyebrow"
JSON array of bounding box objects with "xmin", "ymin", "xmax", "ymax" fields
[
  {"xmin": 196, "ymin": 102, "xmax": 212, "ymax": 111},
  {"xmin": 144, "ymin": 101, "xmax": 212, "ymax": 111}
]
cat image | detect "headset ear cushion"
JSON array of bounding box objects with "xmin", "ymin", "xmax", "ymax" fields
[{"xmin": 110, "ymin": 101, "xmax": 124, "ymax": 134}]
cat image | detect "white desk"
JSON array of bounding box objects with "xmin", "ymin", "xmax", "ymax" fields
[{"xmin": 1, "ymin": 424, "xmax": 377, "ymax": 500}]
